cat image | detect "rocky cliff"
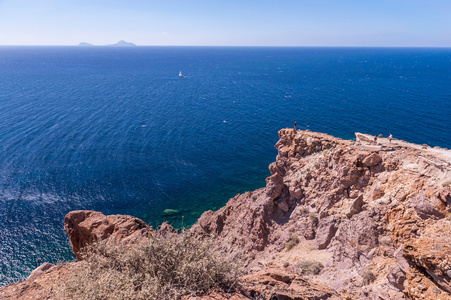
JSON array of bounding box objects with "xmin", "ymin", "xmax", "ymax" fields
[{"xmin": 1, "ymin": 129, "xmax": 450, "ymax": 299}]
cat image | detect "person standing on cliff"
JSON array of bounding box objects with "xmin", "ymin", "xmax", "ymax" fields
[
  {"xmin": 294, "ymin": 121, "xmax": 297, "ymax": 131},
  {"xmin": 389, "ymin": 133, "xmax": 393, "ymax": 144}
]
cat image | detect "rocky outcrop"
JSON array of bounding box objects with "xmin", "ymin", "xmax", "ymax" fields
[
  {"xmin": 186, "ymin": 267, "xmax": 342, "ymax": 300},
  {"xmin": 64, "ymin": 210, "xmax": 154, "ymax": 260},
  {"xmin": 239, "ymin": 267, "xmax": 342, "ymax": 299},
  {"xmin": 189, "ymin": 129, "xmax": 451, "ymax": 299},
  {"xmin": 2, "ymin": 129, "xmax": 451, "ymax": 300}
]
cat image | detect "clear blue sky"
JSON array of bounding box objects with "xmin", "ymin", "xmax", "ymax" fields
[{"xmin": 0, "ymin": 0, "xmax": 450, "ymax": 46}]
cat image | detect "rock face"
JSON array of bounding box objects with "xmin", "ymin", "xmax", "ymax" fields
[
  {"xmin": 189, "ymin": 129, "xmax": 451, "ymax": 299},
  {"xmin": 64, "ymin": 210, "xmax": 154, "ymax": 260},
  {"xmin": 2, "ymin": 128, "xmax": 451, "ymax": 300}
]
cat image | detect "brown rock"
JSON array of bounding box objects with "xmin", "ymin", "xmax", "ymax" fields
[
  {"xmin": 387, "ymin": 266, "xmax": 406, "ymax": 291},
  {"xmin": 314, "ymin": 216, "xmax": 337, "ymax": 250},
  {"xmin": 345, "ymin": 195, "xmax": 364, "ymax": 218},
  {"xmin": 158, "ymin": 221, "xmax": 178, "ymax": 236},
  {"xmin": 64, "ymin": 210, "xmax": 153, "ymax": 260},
  {"xmin": 411, "ymin": 193, "xmax": 444, "ymax": 219},
  {"xmin": 27, "ymin": 262, "xmax": 55, "ymax": 282},
  {"xmin": 240, "ymin": 267, "xmax": 342, "ymax": 299},
  {"xmin": 332, "ymin": 212, "xmax": 379, "ymax": 267},
  {"xmin": 394, "ymin": 246, "xmax": 410, "ymax": 273},
  {"xmin": 362, "ymin": 153, "xmax": 382, "ymax": 167}
]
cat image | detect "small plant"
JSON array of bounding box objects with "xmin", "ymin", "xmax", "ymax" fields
[
  {"xmin": 309, "ymin": 212, "xmax": 318, "ymax": 224},
  {"xmin": 251, "ymin": 194, "xmax": 258, "ymax": 200},
  {"xmin": 294, "ymin": 260, "xmax": 324, "ymax": 275},
  {"xmin": 362, "ymin": 269, "xmax": 376, "ymax": 285},
  {"xmin": 285, "ymin": 234, "xmax": 300, "ymax": 251},
  {"xmin": 53, "ymin": 235, "xmax": 239, "ymax": 300},
  {"xmin": 442, "ymin": 180, "xmax": 451, "ymax": 187},
  {"xmin": 297, "ymin": 205, "xmax": 309, "ymax": 215},
  {"xmin": 446, "ymin": 212, "xmax": 451, "ymax": 221}
]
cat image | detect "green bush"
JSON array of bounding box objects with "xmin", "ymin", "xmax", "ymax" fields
[{"xmin": 53, "ymin": 235, "xmax": 239, "ymax": 300}]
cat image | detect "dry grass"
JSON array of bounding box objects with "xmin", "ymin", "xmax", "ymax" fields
[
  {"xmin": 285, "ymin": 234, "xmax": 300, "ymax": 251},
  {"xmin": 308, "ymin": 212, "xmax": 318, "ymax": 224},
  {"xmin": 293, "ymin": 259, "xmax": 324, "ymax": 275},
  {"xmin": 53, "ymin": 235, "xmax": 239, "ymax": 300},
  {"xmin": 442, "ymin": 180, "xmax": 451, "ymax": 187},
  {"xmin": 362, "ymin": 269, "xmax": 376, "ymax": 285},
  {"xmin": 297, "ymin": 205, "xmax": 309, "ymax": 215}
]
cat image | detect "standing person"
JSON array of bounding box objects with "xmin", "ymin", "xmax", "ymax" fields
[
  {"xmin": 389, "ymin": 133, "xmax": 393, "ymax": 144},
  {"xmin": 294, "ymin": 121, "xmax": 297, "ymax": 131}
]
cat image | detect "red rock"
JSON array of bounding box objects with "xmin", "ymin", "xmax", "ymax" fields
[
  {"xmin": 314, "ymin": 215, "xmax": 337, "ymax": 250},
  {"xmin": 64, "ymin": 210, "xmax": 153, "ymax": 260},
  {"xmin": 362, "ymin": 153, "xmax": 382, "ymax": 167}
]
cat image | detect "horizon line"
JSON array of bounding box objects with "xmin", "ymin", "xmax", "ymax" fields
[{"xmin": 0, "ymin": 44, "xmax": 451, "ymax": 48}]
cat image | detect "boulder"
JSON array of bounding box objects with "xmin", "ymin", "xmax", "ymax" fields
[
  {"xmin": 27, "ymin": 262, "xmax": 55, "ymax": 282},
  {"xmin": 314, "ymin": 216, "xmax": 337, "ymax": 249},
  {"xmin": 362, "ymin": 153, "xmax": 382, "ymax": 167},
  {"xmin": 345, "ymin": 195, "xmax": 364, "ymax": 218},
  {"xmin": 64, "ymin": 210, "xmax": 153, "ymax": 260},
  {"xmin": 411, "ymin": 193, "xmax": 444, "ymax": 219},
  {"xmin": 158, "ymin": 221, "xmax": 178, "ymax": 236},
  {"xmin": 387, "ymin": 266, "xmax": 406, "ymax": 291},
  {"xmin": 394, "ymin": 246, "xmax": 410, "ymax": 273}
]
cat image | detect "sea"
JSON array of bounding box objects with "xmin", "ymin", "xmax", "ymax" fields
[{"xmin": 0, "ymin": 46, "xmax": 450, "ymax": 285}]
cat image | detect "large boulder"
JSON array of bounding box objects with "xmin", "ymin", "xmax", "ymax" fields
[
  {"xmin": 314, "ymin": 216, "xmax": 337, "ymax": 250},
  {"xmin": 411, "ymin": 193, "xmax": 444, "ymax": 219},
  {"xmin": 64, "ymin": 210, "xmax": 153, "ymax": 260},
  {"xmin": 362, "ymin": 153, "xmax": 382, "ymax": 167}
]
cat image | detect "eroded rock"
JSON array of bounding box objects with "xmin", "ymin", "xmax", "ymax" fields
[{"xmin": 64, "ymin": 210, "xmax": 153, "ymax": 260}]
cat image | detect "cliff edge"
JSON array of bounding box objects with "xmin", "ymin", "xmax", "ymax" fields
[{"xmin": 1, "ymin": 129, "xmax": 450, "ymax": 299}]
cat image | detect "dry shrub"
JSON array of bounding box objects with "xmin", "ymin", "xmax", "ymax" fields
[
  {"xmin": 53, "ymin": 235, "xmax": 239, "ymax": 300},
  {"xmin": 362, "ymin": 269, "xmax": 376, "ymax": 285},
  {"xmin": 293, "ymin": 260, "xmax": 324, "ymax": 275},
  {"xmin": 297, "ymin": 205, "xmax": 309, "ymax": 215},
  {"xmin": 442, "ymin": 180, "xmax": 451, "ymax": 187},
  {"xmin": 308, "ymin": 212, "xmax": 318, "ymax": 224},
  {"xmin": 285, "ymin": 234, "xmax": 300, "ymax": 251}
]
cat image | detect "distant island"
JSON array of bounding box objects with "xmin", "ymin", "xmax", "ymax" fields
[
  {"xmin": 78, "ymin": 40, "xmax": 136, "ymax": 47},
  {"xmin": 107, "ymin": 40, "xmax": 136, "ymax": 47}
]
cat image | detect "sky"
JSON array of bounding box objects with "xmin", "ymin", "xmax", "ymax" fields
[{"xmin": 0, "ymin": 0, "xmax": 450, "ymax": 47}]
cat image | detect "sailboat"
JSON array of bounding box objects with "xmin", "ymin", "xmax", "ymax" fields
[{"xmin": 179, "ymin": 71, "xmax": 184, "ymax": 78}]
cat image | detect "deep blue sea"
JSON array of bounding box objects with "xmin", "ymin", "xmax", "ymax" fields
[{"xmin": 0, "ymin": 46, "xmax": 450, "ymax": 285}]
